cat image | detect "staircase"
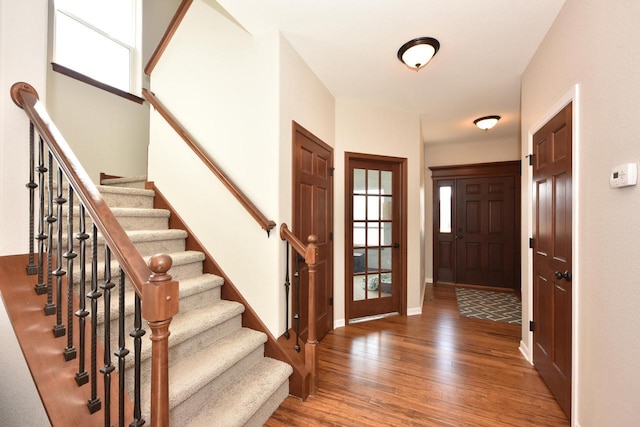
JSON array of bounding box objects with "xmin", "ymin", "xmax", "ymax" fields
[{"xmin": 97, "ymin": 176, "xmax": 292, "ymax": 426}]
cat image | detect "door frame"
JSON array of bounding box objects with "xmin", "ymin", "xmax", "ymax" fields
[
  {"xmin": 430, "ymin": 161, "xmax": 521, "ymax": 291},
  {"xmin": 524, "ymin": 84, "xmax": 580, "ymax": 422},
  {"xmin": 344, "ymin": 152, "xmax": 408, "ymax": 321}
]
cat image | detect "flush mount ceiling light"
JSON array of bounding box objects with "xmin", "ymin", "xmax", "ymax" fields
[
  {"xmin": 474, "ymin": 115, "xmax": 501, "ymax": 131},
  {"xmin": 397, "ymin": 37, "xmax": 440, "ymax": 71}
]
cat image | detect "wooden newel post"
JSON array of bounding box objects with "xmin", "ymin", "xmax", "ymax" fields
[
  {"xmin": 143, "ymin": 254, "xmax": 179, "ymax": 427},
  {"xmin": 304, "ymin": 235, "xmax": 319, "ymax": 395}
]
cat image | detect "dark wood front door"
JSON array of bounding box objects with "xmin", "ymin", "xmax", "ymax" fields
[
  {"xmin": 532, "ymin": 103, "xmax": 572, "ymax": 419},
  {"xmin": 455, "ymin": 176, "xmax": 516, "ymax": 288},
  {"xmin": 293, "ymin": 122, "xmax": 333, "ymax": 341},
  {"xmin": 431, "ymin": 162, "xmax": 520, "ymax": 290},
  {"xmin": 345, "ymin": 153, "xmax": 406, "ymax": 321}
]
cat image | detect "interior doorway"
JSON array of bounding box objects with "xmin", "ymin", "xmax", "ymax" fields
[
  {"xmin": 431, "ymin": 161, "xmax": 521, "ymax": 291},
  {"xmin": 345, "ymin": 153, "xmax": 407, "ymax": 321}
]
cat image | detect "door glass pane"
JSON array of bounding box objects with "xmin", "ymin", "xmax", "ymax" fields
[
  {"xmin": 439, "ymin": 186, "xmax": 452, "ymax": 233},
  {"xmin": 365, "ymin": 273, "xmax": 380, "ymax": 299},
  {"xmin": 367, "ymin": 223, "xmax": 379, "ymax": 246},
  {"xmin": 353, "ymin": 276, "xmax": 365, "ymax": 301},
  {"xmin": 380, "ymin": 272, "xmax": 392, "ymax": 296},
  {"xmin": 367, "ymin": 248, "xmax": 380, "ymax": 272},
  {"xmin": 354, "ymin": 222, "xmax": 366, "ymax": 247},
  {"xmin": 367, "ymin": 195, "xmax": 380, "ymax": 220},
  {"xmin": 367, "ymin": 170, "xmax": 379, "ymax": 194},
  {"xmin": 381, "ymin": 248, "xmax": 392, "ymax": 270},
  {"xmin": 353, "ymin": 195, "xmax": 366, "ymax": 220},
  {"xmin": 381, "ymin": 171, "xmax": 392, "ymax": 195},
  {"xmin": 353, "ymin": 249, "xmax": 365, "ymax": 273},
  {"xmin": 381, "ymin": 222, "xmax": 392, "ymax": 245},
  {"xmin": 354, "ymin": 169, "xmax": 366, "ymax": 194},
  {"xmin": 381, "ymin": 196, "xmax": 392, "ymax": 220}
]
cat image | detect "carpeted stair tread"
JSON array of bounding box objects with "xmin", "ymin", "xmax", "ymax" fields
[
  {"xmin": 96, "ymin": 184, "xmax": 155, "ymax": 197},
  {"xmin": 185, "ymin": 357, "xmax": 293, "ymax": 427},
  {"xmin": 111, "ymin": 206, "xmax": 170, "ymax": 219},
  {"xmin": 166, "ymin": 328, "xmax": 268, "ymax": 411},
  {"xmin": 96, "ymin": 273, "xmax": 224, "ymax": 325}
]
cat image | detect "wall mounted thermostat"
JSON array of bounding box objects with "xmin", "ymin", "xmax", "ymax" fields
[{"xmin": 610, "ymin": 163, "xmax": 637, "ymax": 188}]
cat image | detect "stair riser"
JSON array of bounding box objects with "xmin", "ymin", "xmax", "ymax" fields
[
  {"xmin": 170, "ymin": 346, "xmax": 265, "ymax": 425},
  {"xmin": 244, "ymin": 379, "xmax": 290, "ymax": 427}
]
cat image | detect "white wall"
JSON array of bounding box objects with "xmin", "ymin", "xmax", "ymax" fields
[
  {"xmin": 335, "ymin": 98, "xmax": 423, "ymax": 322},
  {"xmin": 423, "ymin": 137, "xmax": 520, "ymax": 281},
  {"xmin": 521, "ymin": 0, "xmax": 640, "ymax": 424},
  {"xmin": 0, "ymin": 0, "xmax": 48, "ymax": 256}
]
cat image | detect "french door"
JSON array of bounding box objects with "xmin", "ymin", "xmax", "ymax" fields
[{"xmin": 345, "ymin": 153, "xmax": 406, "ymax": 321}]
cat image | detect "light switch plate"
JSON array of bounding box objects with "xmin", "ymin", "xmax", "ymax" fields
[{"xmin": 610, "ymin": 163, "xmax": 637, "ymax": 188}]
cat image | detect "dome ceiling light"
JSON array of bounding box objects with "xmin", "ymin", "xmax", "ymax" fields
[
  {"xmin": 397, "ymin": 37, "xmax": 440, "ymax": 71},
  {"xmin": 474, "ymin": 115, "xmax": 501, "ymax": 131}
]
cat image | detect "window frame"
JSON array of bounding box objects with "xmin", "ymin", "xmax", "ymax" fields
[{"xmin": 51, "ymin": 0, "xmax": 143, "ymax": 102}]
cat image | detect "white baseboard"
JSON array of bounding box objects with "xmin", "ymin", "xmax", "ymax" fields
[
  {"xmin": 333, "ymin": 318, "xmax": 346, "ymax": 329},
  {"xmin": 519, "ymin": 340, "xmax": 533, "ymax": 365},
  {"xmin": 425, "ymin": 277, "xmax": 433, "ymax": 284},
  {"xmin": 407, "ymin": 307, "xmax": 422, "ymax": 316}
]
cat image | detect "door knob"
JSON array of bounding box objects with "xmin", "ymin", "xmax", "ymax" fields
[
  {"xmin": 455, "ymin": 234, "xmax": 463, "ymax": 239},
  {"xmin": 393, "ymin": 243, "xmax": 400, "ymax": 248},
  {"xmin": 555, "ymin": 271, "xmax": 563, "ymax": 280},
  {"xmin": 563, "ymin": 271, "xmax": 572, "ymax": 281}
]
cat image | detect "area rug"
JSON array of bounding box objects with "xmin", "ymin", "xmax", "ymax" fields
[{"xmin": 454, "ymin": 287, "xmax": 522, "ymax": 325}]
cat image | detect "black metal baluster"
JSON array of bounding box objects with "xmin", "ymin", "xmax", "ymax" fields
[
  {"xmin": 34, "ymin": 136, "xmax": 47, "ymax": 294},
  {"xmin": 64, "ymin": 185, "xmax": 77, "ymax": 361},
  {"xmin": 114, "ymin": 268, "xmax": 129, "ymax": 427},
  {"xmin": 294, "ymin": 253, "xmax": 302, "ymax": 352},
  {"xmin": 129, "ymin": 293, "xmax": 146, "ymax": 427},
  {"xmin": 26, "ymin": 122, "xmax": 37, "ymax": 275},
  {"xmin": 53, "ymin": 167, "xmax": 67, "ymax": 338},
  {"xmin": 284, "ymin": 242, "xmax": 290, "ymax": 339},
  {"xmin": 100, "ymin": 246, "xmax": 116, "ymax": 426},
  {"xmin": 44, "ymin": 152, "xmax": 56, "ymax": 316},
  {"xmin": 87, "ymin": 224, "xmax": 102, "ymax": 414},
  {"xmin": 75, "ymin": 203, "xmax": 89, "ymax": 386}
]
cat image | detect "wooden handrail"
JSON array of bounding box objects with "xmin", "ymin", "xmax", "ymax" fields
[
  {"xmin": 143, "ymin": 89, "xmax": 277, "ymax": 235},
  {"xmin": 11, "ymin": 82, "xmax": 179, "ymax": 426},
  {"xmin": 144, "ymin": 0, "xmax": 193, "ymax": 76},
  {"xmin": 280, "ymin": 223, "xmax": 319, "ymax": 394}
]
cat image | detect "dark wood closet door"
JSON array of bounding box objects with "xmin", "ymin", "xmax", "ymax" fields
[
  {"xmin": 533, "ymin": 102, "xmax": 572, "ymax": 419},
  {"xmin": 293, "ymin": 122, "xmax": 333, "ymax": 341},
  {"xmin": 455, "ymin": 176, "xmax": 516, "ymax": 288}
]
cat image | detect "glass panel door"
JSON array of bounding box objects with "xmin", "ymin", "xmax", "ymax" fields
[{"xmin": 347, "ymin": 156, "xmax": 404, "ymax": 321}]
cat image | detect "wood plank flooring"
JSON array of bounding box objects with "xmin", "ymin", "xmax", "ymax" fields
[{"xmin": 266, "ymin": 284, "xmax": 569, "ymax": 427}]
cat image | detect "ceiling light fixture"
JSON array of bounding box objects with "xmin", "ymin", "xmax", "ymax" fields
[
  {"xmin": 474, "ymin": 115, "xmax": 501, "ymax": 131},
  {"xmin": 397, "ymin": 37, "xmax": 440, "ymax": 71}
]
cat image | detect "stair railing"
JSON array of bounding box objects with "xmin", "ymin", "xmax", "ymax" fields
[
  {"xmin": 142, "ymin": 89, "xmax": 276, "ymax": 236},
  {"xmin": 11, "ymin": 82, "xmax": 178, "ymax": 426},
  {"xmin": 279, "ymin": 223, "xmax": 319, "ymax": 394}
]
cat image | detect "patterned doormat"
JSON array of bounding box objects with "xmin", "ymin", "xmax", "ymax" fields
[{"xmin": 455, "ymin": 288, "xmax": 522, "ymax": 325}]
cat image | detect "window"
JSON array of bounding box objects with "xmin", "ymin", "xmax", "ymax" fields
[{"xmin": 53, "ymin": 0, "xmax": 141, "ymax": 95}]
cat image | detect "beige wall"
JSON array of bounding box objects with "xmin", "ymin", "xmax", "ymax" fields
[
  {"xmin": 0, "ymin": 0, "xmax": 48, "ymax": 256},
  {"xmin": 423, "ymin": 137, "xmax": 520, "ymax": 281},
  {"xmin": 521, "ymin": 0, "xmax": 640, "ymax": 424},
  {"xmin": 335, "ymin": 98, "xmax": 423, "ymax": 323},
  {"xmin": 149, "ymin": 0, "xmax": 336, "ymax": 336}
]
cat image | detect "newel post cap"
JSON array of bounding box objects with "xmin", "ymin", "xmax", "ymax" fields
[{"xmin": 142, "ymin": 254, "xmax": 179, "ymax": 321}]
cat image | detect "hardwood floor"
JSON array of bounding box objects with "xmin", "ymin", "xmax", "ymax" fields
[{"xmin": 266, "ymin": 284, "xmax": 569, "ymax": 427}]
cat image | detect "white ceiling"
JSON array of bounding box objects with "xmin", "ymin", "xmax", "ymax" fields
[{"xmin": 216, "ymin": 0, "xmax": 566, "ymax": 145}]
